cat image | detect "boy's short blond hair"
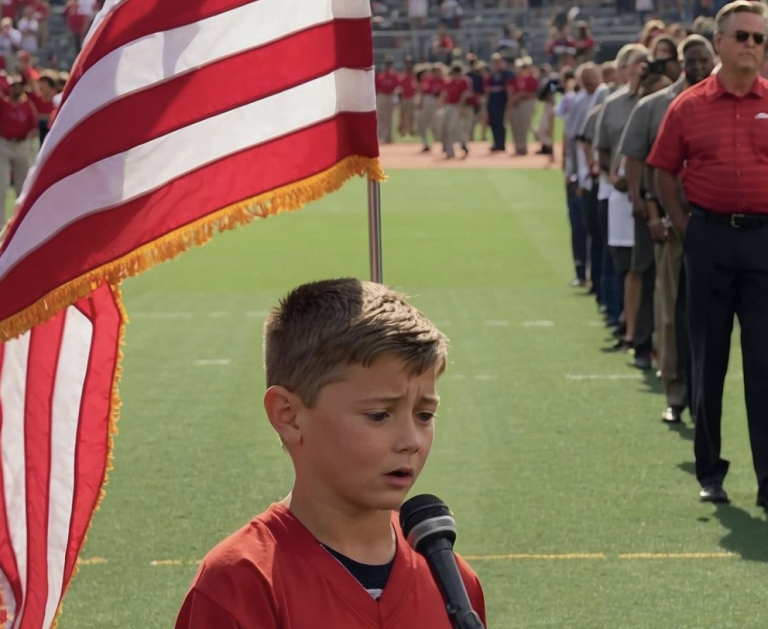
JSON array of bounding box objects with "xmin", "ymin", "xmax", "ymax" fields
[{"xmin": 264, "ymin": 278, "xmax": 448, "ymax": 407}]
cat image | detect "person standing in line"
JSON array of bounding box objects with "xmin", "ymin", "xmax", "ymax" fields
[
  {"xmin": 617, "ymin": 63, "xmax": 674, "ymax": 373},
  {"xmin": 507, "ymin": 57, "xmax": 538, "ymax": 156},
  {"xmin": 593, "ymin": 44, "xmax": 648, "ymax": 346},
  {"xmin": 650, "ymin": 1, "xmax": 768, "ymax": 506},
  {"xmin": 535, "ymin": 85, "xmax": 556, "ymax": 161},
  {"xmin": 398, "ymin": 55, "xmax": 418, "ymax": 138},
  {"xmin": 375, "ymin": 55, "xmax": 399, "ymax": 145},
  {"xmin": 564, "ymin": 63, "xmax": 606, "ymax": 293},
  {"xmin": 619, "ymin": 35, "xmax": 716, "ymax": 423},
  {"xmin": 440, "ymin": 64, "xmax": 470, "ymax": 159},
  {"xmin": 485, "ymin": 53, "xmax": 512, "ymax": 153},
  {"xmin": 418, "ymin": 64, "xmax": 446, "ymax": 154},
  {"xmin": 0, "ymin": 76, "xmax": 38, "ymax": 207},
  {"xmin": 465, "ymin": 53, "xmax": 485, "ymax": 144}
]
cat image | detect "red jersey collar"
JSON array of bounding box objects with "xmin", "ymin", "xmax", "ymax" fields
[{"xmin": 705, "ymin": 72, "xmax": 768, "ymax": 101}]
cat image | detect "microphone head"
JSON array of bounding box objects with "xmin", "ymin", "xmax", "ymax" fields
[{"xmin": 399, "ymin": 494, "xmax": 457, "ymax": 554}]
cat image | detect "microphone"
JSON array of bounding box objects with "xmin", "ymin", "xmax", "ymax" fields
[{"xmin": 399, "ymin": 494, "xmax": 485, "ymax": 629}]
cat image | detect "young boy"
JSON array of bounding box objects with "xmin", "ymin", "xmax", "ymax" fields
[{"xmin": 175, "ymin": 278, "xmax": 486, "ymax": 629}]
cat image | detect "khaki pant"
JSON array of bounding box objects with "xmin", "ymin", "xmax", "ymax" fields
[
  {"xmin": 376, "ymin": 93, "xmax": 394, "ymax": 144},
  {"xmin": 510, "ymin": 98, "xmax": 536, "ymax": 154},
  {"xmin": 0, "ymin": 138, "xmax": 32, "ymax": 209},
  {"xmin": 443, "ymin": 104, "xmax": 466, "ymax": 157},
  {"xmin": 399, "ymin": 98, "xmax": 416, "ymax": 137},
  {"xmin": 654, "ymin": 227, "xmax": 687, "ymax": 408},
  {"xmin": 419, "ymin": 95, "xmax": 439, "ymax": 148}
]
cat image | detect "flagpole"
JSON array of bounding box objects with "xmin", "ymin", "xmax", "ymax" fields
[{"xmin": 367, "ymin": 179, "xmax": 383, "ymax": 283}]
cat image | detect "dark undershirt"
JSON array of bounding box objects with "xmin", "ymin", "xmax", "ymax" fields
[{"xmin": 322, "ymin": 545, "xmax": 394, "ymax": 601}]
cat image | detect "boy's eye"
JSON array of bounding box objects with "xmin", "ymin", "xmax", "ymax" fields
[
  {"xmin": 365, "ymin": 412, "xmax": 389, "ymax": 422},
  {"xmin": 417, "ymin": 412, "xmax": 435, "ymax": 423}
]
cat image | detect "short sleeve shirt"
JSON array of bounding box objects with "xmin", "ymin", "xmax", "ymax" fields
[
  {"xmin": 619, "ymin": 79, "xmax": 685, "ymax": 192},
  {"xmin": 597, "ymin": 85, "xmax": 640, "ymax": 170}
]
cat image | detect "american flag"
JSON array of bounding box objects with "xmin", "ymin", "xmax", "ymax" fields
[{"xmin": 0, "ymin": 0, "xmax": 382, "ymax": 626}]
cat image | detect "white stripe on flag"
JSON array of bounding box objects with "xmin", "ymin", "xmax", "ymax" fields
[
  {"xmin": 0, "ymin": 67, "xmax": 374, "ymax": 280},
  {"xmin": 0, "ymin": 332, "xmax": 30, "ymax": 629},
  {"xmin": 27, "ymin": 0, "xmax": 372, "ymax": 187},
  {"xmin": 82, "ymin": 0, "xmax": 136, "ymax": 48},
  {"xmin": 42, "ymin": 309, "xmax": 93, "ymax": 629}
]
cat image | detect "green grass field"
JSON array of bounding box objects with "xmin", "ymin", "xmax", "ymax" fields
[{"xmin": 56, "ymin": 170, "xmax": 766, "ymax": 629}]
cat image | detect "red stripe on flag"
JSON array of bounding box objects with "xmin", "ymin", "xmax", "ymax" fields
[
  {"xmin": 0, "ymin": 112, "xmax": 376, "ymax": 322},
  {"xmin": 0, "ymin": 343, "xmax": 23, "ymax": 620},
  {"xmin": 20, "ymin": 19, "xmax": 373, "ymax": 221},
  {"xmin": 63, "ymin": 286, "xmax": 120, "ymax": 595},
  {"xmin": 18, "ymin": 313, "xmax": 66, "ymax": 629},
  {"xmin": 73, "ymin": 0, "xmax": 257, "ymax": 87}
]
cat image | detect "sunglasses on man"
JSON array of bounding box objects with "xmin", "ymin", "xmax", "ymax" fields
[{"xmin": 727, "ymin": 30, "xmax": 766, "ymax": 45}]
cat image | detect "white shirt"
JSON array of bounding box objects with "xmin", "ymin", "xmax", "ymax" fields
[
  {"xmin": 77, "ymin": 0, "xmax": 96, "ymax": 16},
  {"xmin": 608, "ymin": 184, "xmax": 635, "ymax": 247},
  {"xmin": 17, "ymin": 17, "xmax": 38, "ymax": 53},
  {"xmin": 0, "ymin": 28, "xmax": 21, "ymax": 56}
]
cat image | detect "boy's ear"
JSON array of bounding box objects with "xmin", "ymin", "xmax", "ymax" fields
[{"xmin": 263, "ymin": 386, "xmax": 304, "ymax": 446}]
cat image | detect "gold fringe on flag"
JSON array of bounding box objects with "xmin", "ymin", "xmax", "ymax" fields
[{"xmin": 0, "ymin": 156, "xmax": 386, "ymax": 343}]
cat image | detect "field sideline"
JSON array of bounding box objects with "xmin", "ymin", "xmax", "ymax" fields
[{"xmin": 53, "ymin": 159, "xmax": 766, "ymax": 629}]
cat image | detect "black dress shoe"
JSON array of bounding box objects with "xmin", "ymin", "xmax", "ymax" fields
[
  {"xmin": 661, "ymin": 406, "xmax": 683, "ymax": 424},
  {"xmin": 700, "ymin": 484, "xmax": 729, "ymax": 503},
  {"xmin": 757, "ymin": 492, "xmax": 768, "ymax": 510},
  {"xmin": 634, "ymin": 354, "xmax": 652, "ymax": 370},
  {"xmin": 610, "ymin": 339, "xmax": 632, "ymax": 351}
]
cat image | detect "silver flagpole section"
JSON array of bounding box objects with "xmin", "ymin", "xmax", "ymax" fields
[{"xmin": 367, "ymin": 179, "xmax": 383, "ymax": 283}]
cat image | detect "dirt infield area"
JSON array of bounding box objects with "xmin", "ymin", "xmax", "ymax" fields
[{"xmin": 379, "ymin": 141, "xmax": 564, "ymax": 170}]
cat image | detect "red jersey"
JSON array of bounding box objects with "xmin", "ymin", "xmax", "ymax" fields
[
  {"xmin": 427, "ymin": 75, "xmax": 445, "ymax": 97},
  {"xmin": 648, "ymin": 74, "xmax": 768, "ymax": 215},
  {"xmin": 175, "ymin": 504, "xmax": 486, "ymax": 629},
  {"xmin": 508, "ymin": 74, "xmax": 539, "ymax": 95},
  {"xmin": 0, "ymin": 97, "xmax": 37, "ymax": 139},
  {"xmin": 20, "ymin": 65, "xmax": 40, "ymax": 84},
  {"xmin": 28, "ymin": 0, "xmax": 49, "ymax": 20},
  {"xmin": 29, "ymin": 91, "xmax": 53, "ymax": 116},
  {"xmin": 419, "ymin": 74, "xmax": 432, "ymax": 95},
  {"xmin": 65, "ymin": 4, "xmax": 87, "ymax": 34},
  {"xmin": 375, "ymin": 71, "xmax": 399, "ymax": 96},
  {"xmin": 444, "ymin": 76, "xmax": 470, "ymax": 105},
  {"xmin": 0, "ymin": 0, "xmax": 17, "ymax": 19},
  {"xmin": 399, "ymin": 73, "xmax": 417, "ymax": 100}
]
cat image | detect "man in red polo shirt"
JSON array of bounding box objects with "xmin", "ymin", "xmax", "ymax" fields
[
  {"xmin": 650, "ymin": 0, "xmax": 768, "ymax": 507},
  {"xmin": 398, "ymin": 55, "xmax": 417, "ymax": 138},
  {"xmin": 375, "ymin": 55, "xmax": 399, "ymax": 145},
  {"xmin": 440, "ymin": 64, "xmax": 470, "ymax": 159},
  {"xmin": 0, "ymin": 75, "xmax": 37, "ymax": 208}
]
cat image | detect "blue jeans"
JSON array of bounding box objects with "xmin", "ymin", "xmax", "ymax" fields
[{"xmin": 567, "ymin": 186, "xmax": 588, "ymax": 281}]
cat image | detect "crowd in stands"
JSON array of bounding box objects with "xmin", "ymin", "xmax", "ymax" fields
[
  {"xmin": 0, "ymin": 0, "xmax": 87, "ymax": 217},
  {"xmin": 377, "ymin": 0, "xmax": 743, "ymax": 29}
]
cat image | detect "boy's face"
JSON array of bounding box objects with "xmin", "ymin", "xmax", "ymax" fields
[{"xmin": 290, "ymin": 355, "xmax": 439, "ymax": 513}]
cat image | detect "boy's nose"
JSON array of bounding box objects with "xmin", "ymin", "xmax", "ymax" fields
[{"xmin": 394, "ymin": 416, "xmax": 421, "ymax": 453}]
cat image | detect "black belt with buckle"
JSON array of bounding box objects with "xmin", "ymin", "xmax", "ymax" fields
[{"xmin": 691, "ymin": 206, "xmax": 768, "ymax": 229}]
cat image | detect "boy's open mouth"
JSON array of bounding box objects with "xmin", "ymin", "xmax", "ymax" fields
[{"xmin": 385, "ymin": 468, "xmax": 413, "ymax": 479}]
